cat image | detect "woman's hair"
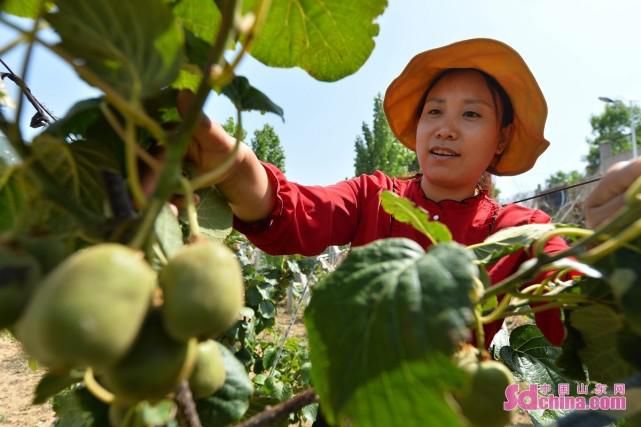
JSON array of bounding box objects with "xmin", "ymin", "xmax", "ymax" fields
[{"xmin": 418, "ymin": 68, "xmax": 514, "ymax": 129}]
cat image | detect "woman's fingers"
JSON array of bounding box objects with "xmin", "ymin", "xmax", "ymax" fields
[
  {"xmin": 584, "ymin": 158, "xmax": 641, "ymax": 227},
  {"xmin": 585, "ymin": 192, "xmax": 625, "ymax": 228}
]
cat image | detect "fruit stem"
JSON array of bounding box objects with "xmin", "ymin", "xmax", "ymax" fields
[
  {"xmin": 473, "ymin": 304, "xmax": 485, "ymax": 350},
  {"xmin": 581, "ymin": 216, "xmax": 641, "ymax": 263},
  {"xmin": 124, "ymin": 116, "xmax": 148, "ymax": 209},
  {"xmin": 479, "ymin": 293, "xmax": 512, "ymax": 324},
  {"xmin": 83, "ymin": 368, "xmax": 115, "ymax": 404},
  {"xmin": 180, "ymin": 177, "xmax": 200, "ymax": 239},
  {"xmin": 531, "ymin": 227, "xmax": 593, "ymax": 257}
]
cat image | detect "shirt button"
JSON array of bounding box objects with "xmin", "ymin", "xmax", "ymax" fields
[{"xmin": 433, "ymin": 214, "xmax": 440, "ymax": 221}]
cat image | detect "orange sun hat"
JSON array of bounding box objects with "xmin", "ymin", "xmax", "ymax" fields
[{"xmin": 383, "ymin": 38, "xmax": 550, "ymax": 176}]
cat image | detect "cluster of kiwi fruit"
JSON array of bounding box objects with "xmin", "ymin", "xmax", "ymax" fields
[{"xmin": 1, "ymin": 237, "xmax": 244, "ymax": 424}]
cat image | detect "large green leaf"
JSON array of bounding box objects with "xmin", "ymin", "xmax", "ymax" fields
[
  {"xmin": 243, "ymin": 0, "xmax": 388, "ymax": 81},
  {"xmin": 380, "ymin": 190, "xmax": 452, "ymax": 244},
  {"xmin": 46, "ymin": 0, "xmax": 184, "ymax": 99},
  {"xmin": 305, "ymin": 238, "xmax": 476, "ymax": 426},
  {"xmin": 196, "ymin": 343, "xmax": 254, "ymax": 425},
  {"xmin": 570, "ymin": 304, "xmax": 637, "ymax": 384},
  {"xmin": 469, "ymin": 223, "xmax": 556, "ymax": 265}
]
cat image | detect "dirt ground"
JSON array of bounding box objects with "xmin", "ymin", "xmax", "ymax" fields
[{"xmin": 0, "ymin": 331, "xmax": 55, "ymax": 427}]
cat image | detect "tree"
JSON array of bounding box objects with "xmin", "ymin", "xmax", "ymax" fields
[
  {"xmin": 251, "ymin": 124, "xmax": 286, "ymax": 172},
  {"xmin": 222, "ymin": 117, "xmax": 247, "ymax": 142},
  {"xmin": 222, "ymin": 119, "xmax": 286, "ymax": 171},
  {"xmin": 354, "ymin": 94, "xmax": 418, "ymax": 176},
  {"xmin": 545, "ymin": 170, "xmax": 583, "ymax": 188},
  {"xmin": 586, "ymin": 102, "xmax": 641, "ymax": 174}
]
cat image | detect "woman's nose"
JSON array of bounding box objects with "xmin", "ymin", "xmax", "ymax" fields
[{"xmin": 435, "ymin": 124, "xmax": 458, "ymax": 140}]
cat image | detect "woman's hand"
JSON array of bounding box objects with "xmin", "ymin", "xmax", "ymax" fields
[
  {"xmin": 177, "ymin": 91, "xmax": 247, "ymax": 185},
  {"xmin": 584, "ymin": 157, "xmax": 641, "ymax": 228}
]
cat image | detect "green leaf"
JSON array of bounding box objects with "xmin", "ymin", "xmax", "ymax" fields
[
  {"xmin": 305, "ymin": 238, "xmax": 476, "ymax": 426},
  {"xmin": 196, "ymin": 343, "xmax": 253, "ymax": 425},
  {"xmin": 469, "ymin": 223, "xmax": 556, "ymax": 265},
  {"xmin": 221, "ymin": 76, "xmax": 284, "ymax": 120},
  {"xmin": 0, "ymin": 0, "xmax": 48, "ymax": 18},
  {"xmin": 154, "ymin": 204, "xmax": 184, "ymax": 258},
  {"xmin": 257, "ymin": 300, "xmax": 276, "ymax": 319},
  {"xmin": 44, "ymin": 98, "xmax": 103, "ymax": 139},
  {"xmin": 33, "ymin": 370, "xmax": 83, "ymax": 404},
  {"xmin": 243, "ymin": 0, "xmax": 388, "ymax": 81},
  {"xmin": 618, "ymin": 326, "xmax": 641, "ymax": 371},
  {"xmin": 194, "ymin": 187, "xmax": 233, "ymax": 242},
  {"xmin": 52, "ymin": 385, "xmax": 110, "ymax": 427},
  {"xmin": 494, "ymin": 325, "xmax": 574, "ymax": 390},
  {"xmin": 341, "ymin": 356, "xmax": 465, "ymax": 427},
  {"xmin": 596, "ymin": 238, "xmax": 641, "ymax": 336},
  {"xmin": 46, "ymin": 0, "xmax": 184, "ymax": 99},
  {"xmin": 172, "ymin": 0, "xmax": 221, "ymax": 43},
  {"xmin": 570, "ymin": 304, "xmax": 637, "ymax": 384},
  {"xmin": 380, "ymin": 190, "xmax": 452, "ymax": 244},
  {"xmin": 0, "ymin": 161, "xmax": 26, "ymax": 233},
  {"xmin": 30, "ymin": 135, "xmax": 119, "ymax": 215}
]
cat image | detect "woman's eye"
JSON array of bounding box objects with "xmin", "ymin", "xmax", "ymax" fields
[
  {"xmin": 427, "ymin": 108, "xmax": 441, "ymax": 115},
  {"xmin": 463, "ymin": 111, "xmax": 481, "ymax": 118}
]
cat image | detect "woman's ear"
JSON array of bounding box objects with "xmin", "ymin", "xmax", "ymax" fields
[{"xmin": 497, "ymin": 124, "xmax": 514, "ymax": 154}]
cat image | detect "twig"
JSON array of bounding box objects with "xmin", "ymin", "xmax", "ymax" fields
[
  {"xmin": 174, "ymin": 381, "xmax": 203, "ymax": 427},
  {"xmin": 234, "ymin": 388, "xmax": 318, "ymax": 427}
]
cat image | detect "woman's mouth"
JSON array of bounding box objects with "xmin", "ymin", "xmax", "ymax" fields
[{"xmin": 429, "ymin": 147, "xmax": 460, "ymax": 157}]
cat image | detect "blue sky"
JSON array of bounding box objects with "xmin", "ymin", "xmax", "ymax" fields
[{"xmin": 2, "ymin": 0, "xmax": 641, "ymax": 200}]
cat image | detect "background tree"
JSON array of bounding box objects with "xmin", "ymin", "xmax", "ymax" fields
[
  {"xmin": 354, "ymin": 94, "xmax": 418, "ymax": 176},
  {"xmin": 250, "ymin": 124, "xmax": 286, "ymax": 172},
  {"xmin": 545, "ymin": 170, "xmax": 584, "ymax": 188},
  {"xmin": 222, "ymin": 117, "xmax": 248, "ymax": 142},
  {"xmin": 586, "ymin": 102, "xmax": 641, "ymax": 174},
  {"xmin": 222, "ymin": 118, "xmax": 286, "ymax": 171}
]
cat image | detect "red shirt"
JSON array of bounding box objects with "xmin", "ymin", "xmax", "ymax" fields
[{"xmin": 234, "ymin": 163, "xmax": 566, "ymax": 347}]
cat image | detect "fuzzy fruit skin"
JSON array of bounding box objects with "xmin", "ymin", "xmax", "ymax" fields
[
  {"xmin": 160, "ymin": 241, "xmax": 244, "ymax": 341},
  {"xmin": 15, "ymin": 244, "xmax": 156, "ymax": 370},
  {"xmin": 101, "ymin": 311, "xmax": 197, "ymax": 403},
  {"xmin": 0, "ymin": 247, "xmax": 40, "ymax": 328},
  {"xmin": 455, "ymin": 360, "xmax": 514, "ymax": 427},
  {"xmin": 189, "ymin": 340, "xmax": 226, "ymax": 398},
  {"xmin": 108, "ymin": 404, "xmax": 130, "ymax": 427}
]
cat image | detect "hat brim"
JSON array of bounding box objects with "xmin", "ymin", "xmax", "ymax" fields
[{"xmin": 383, "ymin": 38, "xmax": 550, "ymax": 176}]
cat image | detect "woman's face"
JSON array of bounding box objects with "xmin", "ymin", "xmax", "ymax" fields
[{"xmin": 415, "ymin": 69, "xmax": 510, "ymax": 200}]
